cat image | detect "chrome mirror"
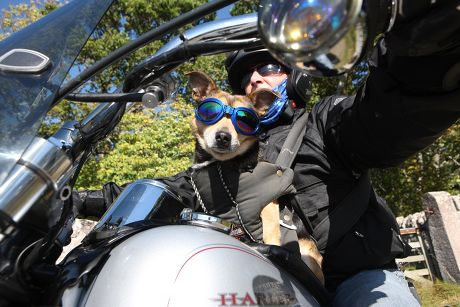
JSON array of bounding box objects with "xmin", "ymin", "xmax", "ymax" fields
[{"xmin": 258, "ymin": 0, "xmax": 367, "ymax": 76}]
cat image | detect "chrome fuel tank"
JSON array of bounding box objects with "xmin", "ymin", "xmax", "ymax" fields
[{"xmin": 63, "ymin": 225, "xmax": 320, "ymax": 307}]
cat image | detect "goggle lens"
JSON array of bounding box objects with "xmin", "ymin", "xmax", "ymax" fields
[
  {"xmin": 235, "ymin": 110, "xmax": 259, "ymax": 135},
  {"xmin": 197, "ymin": 101, "xmax": 222, "ymax": 121},
  {"xmin": 196, "ymin": 98, "xmax": 260, "ymax": 136}
]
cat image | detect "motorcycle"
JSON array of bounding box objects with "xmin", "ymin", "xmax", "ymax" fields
[{"xmin": 0, "ymin": 0, "xmax": 423, "ymax": 305}]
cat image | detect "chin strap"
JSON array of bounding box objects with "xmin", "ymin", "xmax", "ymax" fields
[{"xmin": 260, "ymin": 79, "xmax": 289, "ymax": 126}]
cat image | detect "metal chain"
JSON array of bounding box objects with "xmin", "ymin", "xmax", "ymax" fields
[
  {"xmin": 190, "ymin": 172, "xmax": 208, "ymax": 213},
  {"xmin": 217, "ymin": 164, "xmax": 257, "ymax": 242}
]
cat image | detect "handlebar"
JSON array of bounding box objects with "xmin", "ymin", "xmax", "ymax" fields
[{"xmin": 123, "ymin": 13, "xmax": 259, "ymax": 92}]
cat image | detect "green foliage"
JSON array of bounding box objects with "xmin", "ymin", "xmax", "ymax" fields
[
  {"xmin": 179, "ymin": 53, "xmax": 230, "ymax": 94},
  {"xmin": 371, "ymin": 122, "xmax": 460, "ymax": 216},
  {"xmin": 69, "ymin": 0, "xmax": 222, "ymax": 189},
  {"xmin": 230, "ymin": 0, "xmax": 258, "ymax": 15},
  {"xmin": 77, "ymin": 98, "xmax": 195, "ymax": 189},
  {"xmin": 0, "ymin": 0, "xmax": 60, "ymax": 40},
  {"xmin": 308, "ymin": 62, "xmax": 368, "ymax": 108}
]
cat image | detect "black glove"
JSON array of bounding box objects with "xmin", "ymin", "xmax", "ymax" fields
[
  {"xmin": 381, "ymin": 0, "xmax": 460, "ymax": 93},
  {"xmin": 72, "ymin": 181, "xmax": 125, "ymax": 219},
  {"xmin": 247, "ymin": 242, "xmax": 332, "ymax": 306}
]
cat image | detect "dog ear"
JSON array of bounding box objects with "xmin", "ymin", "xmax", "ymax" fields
[
  {"xmin": 186, "ymin": 71, "xmax": 218, "ymax": 101},
  {"xmin": 249, "ymin": 89, "xmax": 280, "ymax": 116}
]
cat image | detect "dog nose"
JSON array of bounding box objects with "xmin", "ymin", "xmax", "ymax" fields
[{"xmin": 215, "ymin": 131, "xmax": 231, "ymax": 148}]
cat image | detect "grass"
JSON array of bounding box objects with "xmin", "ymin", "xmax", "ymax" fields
[{"xmin": 414, "ymin": 280, "xmax": 460, "ymax": 307}]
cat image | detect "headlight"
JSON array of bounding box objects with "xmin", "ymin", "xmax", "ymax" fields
[{"xmin": 258, "ymin": 0, "xmax": 366, "ymax": 77}]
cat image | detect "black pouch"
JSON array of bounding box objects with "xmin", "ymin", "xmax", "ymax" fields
[
  {"xmin": 191, "ymin": 161, "xmax": 297, "ymax": 242},
  {"xmin": 323, "ymin": 194, "xmax": 411, "ymax": 274}
]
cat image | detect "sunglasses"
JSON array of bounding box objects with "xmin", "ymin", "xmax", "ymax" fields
[
  {"xmin": 241, "ymin": 63, "xmax": 286, "ymax": 89},
  {"xmin": 195, "ymin": 98, "xmax": 260, "ymax": 136}
]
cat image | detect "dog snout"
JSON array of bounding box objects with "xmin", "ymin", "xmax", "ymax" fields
[{"xmin": 215, "ymin": 131, "xmax": 232, "ymax": 148}]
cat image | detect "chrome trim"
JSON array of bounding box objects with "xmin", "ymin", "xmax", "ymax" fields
[
  {"xmin": 79, "ymin": 102, "xmax": 113, "ymax": 134},
  {"xmin": 0, "ymin": 138, "xmax": 72, "ymax": 222},
  {"xmin": 180, "ymin": 208, "xmax": 232, "ymax": 234},
  {"xmin": 47, "ymin": 120, "xmax": 79, "ymax": 150},
  {"xmin": 0, "ymin": 98, "xmax": 124, "ymax": 225},
  {"xmin": 0, "ymin": 48, "xmax": 50, "ymax": 73},
  {"xmin": 135, "ymin": 178, "xmax": 183, "ymax": 201},
  {"xmin": 153, "ymin": 13, "xmax": 257, "ymax": 57},
  {"xmin": 286, "ymin": 12, "xmax": 367, "ymax": 77},
  {"xmin": 386, "ymin": 0, "xmax": 399, "ymax": 32},
  {"xmin": 124, "ymin": 13, "xmax": 259, "ymax": 92},
  {"xmin": 17, "ymin": 158, "xmax": 58, "ymax": 192},
  {"xmin": 259, "ymin": 0, "xmax": 362, "ymax": 59},
  {"xmin": 59, "ymin": 185, "xmax": 72, "ymax": 201}
]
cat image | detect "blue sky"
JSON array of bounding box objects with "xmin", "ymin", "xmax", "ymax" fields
[
  {"xmin": 0, "ymin": 0, "xmax": 27, "ymax": 11},
  {"xmin": 216, "ymin": 4, "xmax": 233, "ymax": 19}
]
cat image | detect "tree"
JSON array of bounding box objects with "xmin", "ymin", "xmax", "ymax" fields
[
  {"xmin": 1, "ymin": 0, "xmax": 222, "ymax": 191},
  {"xmin": 0, "ymin": 0, "xmax": 60, "ymax": 40},
  {"xmin": 230, "ymin": 0, "xmax": 258, "ymax": 15},
  {"xmin": 371, "ymin": 122, "xmax": 460, "ymax": 216},
  {"xmin": 72, "ymin": 0, "xmax": 225, "ymax": 189},
  {"xmin": 77, "ymin": 98, "xmax": 195, "ymax": 189},
  {"xmin": 2, "ymin": 0, "xmax": 459, "ymax": 215}
]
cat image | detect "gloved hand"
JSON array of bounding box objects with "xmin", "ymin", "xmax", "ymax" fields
[
  {"xmin": 382, "ymin": 0, "xmax": 460, "ymax": 92},
  {"xmin": 72, "ymin": 181, "xmax": 125, "ymax": 218}
]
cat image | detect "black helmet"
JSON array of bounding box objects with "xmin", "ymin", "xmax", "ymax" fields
[
  {"xmin": 225, "ymin": 48, "xmax": 281, "ymax": 95},
  {"xmin": 225, "ymin": 48, "xmax": 311, "ymax": 106}
]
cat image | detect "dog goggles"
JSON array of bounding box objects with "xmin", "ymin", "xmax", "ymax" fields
[
  {"xmin": 241, "ymin": 63, "xmax": 286, "ymax": 89},
  {"xmin": 195, "ymin": 98, "xmax": 260, "ymax": 136}
]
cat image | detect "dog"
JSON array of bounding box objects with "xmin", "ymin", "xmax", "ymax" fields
[
  {"xmin": 187, "ymin": 71, "xmax": 273, "ymax": 164},
  {"xmin": 187, "ymin": 71, "xmax": 324, "ymax": 284}
]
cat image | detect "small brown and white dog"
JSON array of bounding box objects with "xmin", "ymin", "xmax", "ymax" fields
[
  {"xmin": 187, "ymin": 71, "xmax": 273, "ymax": 164},
  {"xmin": 187, "ymin": 71, "xmax": 324, "ymax": 284}
]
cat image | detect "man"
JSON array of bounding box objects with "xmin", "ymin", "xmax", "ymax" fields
[
  {"xmin": 220, "ymin": 1, "xmax": 460, "ymax": 303},
  {"xmin": 224, "ymin": 48, "xmax": 422, "ymax": 306}
]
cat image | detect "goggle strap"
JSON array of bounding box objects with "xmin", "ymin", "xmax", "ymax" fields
[{"xmin": 223, "ymin": 104, "xmax": 234, "ymax": 116}]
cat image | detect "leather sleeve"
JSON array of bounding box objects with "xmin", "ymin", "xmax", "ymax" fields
[
  {"xmin": 156, "ymin": 168, "xmax": 197, "ymax": 210},
  {"xmin": 318, "ymin": 3, "xmax": 460, "ymax": 170},
  {"xmin": 73, "ymin": 170, "xmax": 197, "ymax": 219},
  {"xmin": 329, "ymin": 66, "xmax": 460, "ymax": 170}
]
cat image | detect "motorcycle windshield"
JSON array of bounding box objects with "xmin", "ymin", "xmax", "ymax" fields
[{"xmin": 0, "ymin": 0, "xmax": 114, "ymax": 186}]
